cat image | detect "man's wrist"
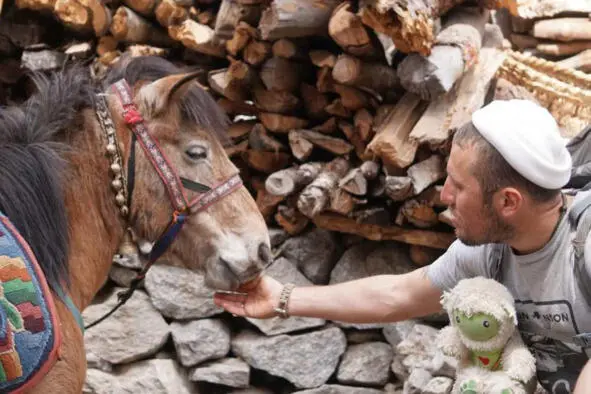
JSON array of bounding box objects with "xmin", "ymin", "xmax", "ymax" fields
[{"xmin": 274, "ymin": 283, "xmax": 295, "ymax": 318}]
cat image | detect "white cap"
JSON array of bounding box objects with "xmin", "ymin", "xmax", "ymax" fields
[{"xmin": 471, "ymin": 99, "xmax": 572, "ymax": 190}]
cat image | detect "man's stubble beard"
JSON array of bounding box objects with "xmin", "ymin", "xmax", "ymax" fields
[{"xmin": 456, "ymin": 203, "xmax": 515, "ymax": 246}]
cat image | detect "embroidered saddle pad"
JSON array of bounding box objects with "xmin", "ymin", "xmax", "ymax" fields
[{"xmin": 0, "ymin": 211, "xmax": 61, "ymax": 393}]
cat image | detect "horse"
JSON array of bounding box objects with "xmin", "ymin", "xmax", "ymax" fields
[{"xmin": 0, "ymin": 55, "xmax": 271, "ymax": 393}]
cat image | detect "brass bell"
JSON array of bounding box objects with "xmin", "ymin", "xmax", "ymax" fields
[
  {"xmin": 115, "ymin": 192, "xmax": 126, "ymax": 206},
  {"xmin": 111, "ymin": 162, "xmax": 122, "ymax": 174},
  {"xmin": 112, "ymin": 178, "xmax": 123, "ymax": 191},
  {"xmin": 117, "ymin": 232, "xmax": 138, "ymax": 256},
  {"xmin": 106, "ymin": 144, "xmax": 117, "ymax": 156}
]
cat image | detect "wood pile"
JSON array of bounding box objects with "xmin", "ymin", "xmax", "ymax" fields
[
  {"xmin": 1, "ymin": 0, "xmax": 590, "ymax": 266},
  {"xmin": 494, "ymin": 0, "xmax": 591, "ymax": 72}
]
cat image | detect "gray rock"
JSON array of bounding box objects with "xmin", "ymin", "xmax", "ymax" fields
[
  {"xmin": 86, "ymin": 351, "xmax": 113, "ymax": 373},
  {"xmin": 336, "ymin": 342, "xmax": 393, "ymax": 386},
  {"xmin": 280, "ymin": 228, "xmax": 342, "ymax": 284},
  {"xmin": 144, "ymin": 265, "xmax": 223, "ymax": 319},
  {"xmin": 109, "ymin": 265, "xmax": 138, "ymax": 287},
  {"xmin": 83, "ymin": 369, "xmax": 117, "ymax": 394},
  {"xmin": 232, "ymin": 327, "xmax": 347, "ymax": 389},
  {"xmin": 117, "ymin": 359, "xmax": 197, "ymax": 393},
  {"xmin": 295, "ymin": 385, "xmax": 385, "ymax": 393},
  {"xmin": 228, "ymin": 388, "xmax": 274, "ymax": 394},
  {"xmin": 383, "ymin": 321, "xmax": 418, "ymax": 348},
  {"xmin": 423, "ymin": 376, "xmax": 453, "ymax": 394},
  {"xmin": 330, "ymin": 241, "xmax": 414, "ymax": 329},
  {"xmin": 247, "ymin": 257, "xmax": 325, "ymax": 335},
  {"xmin": 269, "ymin": 227, "xmax": 289, "ymax": 247},
  {"xmin": 403, "ymin": 368, "xmax": 433, "ymax": 394},
  {"xmin": 83, "ymin": 289, "xmax": 169, "ymax": 364},
  {"xmin": 427, "ymin": 350, "xmax": 457, "ymax": 379},
  {"xmin": 345, "ymin": 329, "xmax": 384, "ymax": 344},
  {"xmin": 190, "ymin": 358, "xmax": 250, "ymax": 388},
  {"xmin": 170, "ymin": 318, "xmax": 230, "ymax": 367}
]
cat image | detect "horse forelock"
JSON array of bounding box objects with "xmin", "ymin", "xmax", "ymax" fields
[
  {"xmin": 0, "ymin": 63, "xmax": 95, "ymax": 293},
  {"xmin": 104, "ymin": 56, "xmax": 231, "ymax": 146}
]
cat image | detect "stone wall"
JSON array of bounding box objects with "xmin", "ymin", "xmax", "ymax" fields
[{"xmin": 82, "ymin": 228, "xmax": 547, "ymax": 394}]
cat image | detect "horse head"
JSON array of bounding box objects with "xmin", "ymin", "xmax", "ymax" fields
[{"xmin": 102, "ymin": 57, "xmax": 270, "ymax": 291}]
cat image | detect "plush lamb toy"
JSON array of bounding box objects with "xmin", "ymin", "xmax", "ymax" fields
[{"xmin": 437, "ymin": 277, "xmax": 537, "ymax": 394}]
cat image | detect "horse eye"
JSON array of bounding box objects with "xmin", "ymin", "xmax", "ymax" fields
[
  {"xmin": 185, "ymin": 145, "xmax": 208, "ymax": 162},
  {"xmin": 483, "ymin": 320, "xmax": 490, "ymax": 328}
]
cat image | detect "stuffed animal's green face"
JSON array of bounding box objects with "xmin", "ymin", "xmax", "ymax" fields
[{"xmin": 453, "ymin": 310, "xmax": 500, "ymax": 341}]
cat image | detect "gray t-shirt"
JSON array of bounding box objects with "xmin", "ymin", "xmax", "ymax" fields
[{"xmin": 427, "ymin": 198, "xmax": 591, "ymax": 394}]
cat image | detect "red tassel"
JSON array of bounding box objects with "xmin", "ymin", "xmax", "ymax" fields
[{"xmin": 123, "ymin": 107, "xmax": 143, "ymax": 125}]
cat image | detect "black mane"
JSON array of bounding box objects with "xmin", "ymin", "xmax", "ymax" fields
[{"xmin": 0, "ymin": 56, "xmax": 230, "ymax": 293}]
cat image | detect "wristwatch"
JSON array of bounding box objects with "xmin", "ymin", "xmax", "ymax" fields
[{"xmin": 274, "ymin": 283, "xmax": 295, "ymax": 319}]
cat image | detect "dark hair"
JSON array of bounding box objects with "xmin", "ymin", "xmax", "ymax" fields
[{"xmin": 452, "ymin": 121, "xmax": 561, "ymax": 204}]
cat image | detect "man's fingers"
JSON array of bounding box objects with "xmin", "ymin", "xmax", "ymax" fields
[{"xmin": 213, "ymin": 295, "xmax": 247, "ymax": 316}]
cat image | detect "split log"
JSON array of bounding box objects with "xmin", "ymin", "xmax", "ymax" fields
[
  {"xmin": 409, "ymin": 244, "xmax": 442, "ymax": 266},
  {"xmin": 54, "ymin": 0, "xmax": 112, "ymax": 35},
  {"xmin": 249, "ymin": 123, "xmax": 286, "ymax": 152},
  {"xmin": 214, "ymin": 0, "xmax": 262, "ymax": 39},
  {"xmin": 313, "ymin": 212, "xmax": 455, "ymax": 249},
  {"xmin": 260, "ymin": 57, "xmax": 303, "ymax": 92},
  {"xmin": 272, "ymin": 38, "xmax": 308, "ymax": 61},
  {"xmin": 408, "ymin": 155, "xmax": 446, "ymax": 195},
  {"xmin": 207, "ymin": 61, "xmax": 257, "ymax": 101},
  {"xmin": 537, "ymin": 41, "xmax": 591, "ymax": 56},
  {"xmin": 510, "ymin": 33, "xmax": 538, "ymax": 50},
  {"xmin": 354, "ymin": 108, "xmax": 374, "ymax": 142},
  {"xmin": 438, "ymin": 208, "xmax": 454, "ymax": 227},
  {"xmin": 314, "ymin": 117, "xmax": 338, "ymax": 134},
  {"xmin": 122, "ymin": 0, "xmax": 161, "ymax": 16},
  {"xmin": 168, "ymin": 19, "xmax": 226, "ymax": 57},
  {"xmin": 253, "ymin": 86, "xmax": 300, "ymax": 114},
  {"xmin": 350, "ymin": 207, "xmax": 390, "ymax": 226},
  {"xmin": 332, "ymin": 54, "xmax": 399, "ymax": 93},
  {"xmin": 334, "ymin": 84, "xmax": 370, "ymax": 111},
  {"xmin": 228, "ymin": 120, "xmax": 255, "ymax": 140},
  {"xmin": 300, "ymin": 83, "xmax": 330, "ymax": 119},
  {"xmin": 288, "ymin": 131, "xmax": 314, "ymax": 161},
  {"xmin": 243, "ymin": 39, "xmax": 272, "ymax": 66},
  {"xmin": 256, "ymin": 188, "xmax": 285, "ymax": 222},
  {"xmin": 259, "ymin": 113, "xmax": 308, "ymax": 133},
  {"xmin": 275, "ymin": 204, "xmax": 310, "ymax": 235},
  {"xmin": 15, "ymin": 0, "xmax": 55, "ymax": 11},
  {"xmin": 297, "ymin": 157, "xmax": 351, "ymax": 218},
  {"xmin": 217, "ymin": 98, "xmax": 259, "ymax": 116},
  {"xmin": 369, "ymin": 175, "xmax": 386, "ymax": 197},
  {"xmin": 195, "ymin": 7, "xmax": 215, "ymax": 26},
  {"xmin": 396, "ymin": 199, "xmax": 439, "ymax": 228},
  {"xmin": 97, "ymin": 36, "xmax": 118, "ymax": 56},
  {"xmin": 111, "ymin": 6, "xmax": 173, "ymax": 46},
  {"xmin": 317, "ymin": 67, "xmax": 337, "ymax": 93},
  {"xmin": 225, "ymin": 139, "xmax": 249, "ymax": 157},
  {"xmin": 265, "ymin": 162, "xmax": 322, "ymax": 197},
  {"xmin": 124, "ymin": 44, "xmax": 169, "ymax": 57},
  {"xmin": 409, "ymin": 25, "xmax": 507, "ymax": 150},
  {"xmin": 358, "ymin": 0, "xmax": 468, "ymax": 56},
  {"xmin": 339, "ymin": 168, "xmax": 367, "ymax": 196},
  {"xmin": 309, "ymin": 50, "xmax": 337, "ymax": 68},
  {"xmin": 154, "ymin": 0, "xmax": 188, "ymax": 27},
  {"xmin": 416, "ymin": 185, "xmax": 446, "ymax": 208},
  {"xmin": 242, "ymin": 150, "xmax": 290, "ymax": 173},
  {"xmin": 492, "ymin": 0, "xmax": 591, "ymax": 19},
  {"xmin": 338, "ymin": 120, "xmax": 368, "ymax": 160},
  {"xmin": 225, "ymin": 21, "xmax": 256, "ymax": 56},
  {"xmin": 328, "ymin": 1, "xmax": 380, "ymax": 58},
  {"xmin": 258, "ymin": 0, "xmax": 341, "ymax": 40},
  {"xmin": 64, "ymin": 42, "xmax": 94, "ymax": 59},
  {"xmin": 291, "ymin": 129, "xmax": 354, "ymax": 155},
  {"xmin": 325, "ymin": 99, "xmax": 351, "ymax": 118},
  {"xmin": 297, "ymin": 162, "xmax": 325, "ymax": 184},
  {"xmin": 384, "ymin": 176, "xmax": 413, "ymax": 201},
  {"xmin": 360, "ymin": 161, "xmax": 380, "ymax": 180},
  {"xmin": 397, "ymin": 7, "xmax": 490, "ymax": 100},
  {"xmin": 557, "ymin": 49, "xmax": 591, "ymax": 73},
  {"xmin": 532, "ymin": 18, "xmax": 591, "ymax": 42},
  {"xmin": 328, "ymin": 188, "xmax": 357, "ymax": 216},
  {"xmin": 366, "ymin": 92, "xmax": 427, "ymax": 169}
]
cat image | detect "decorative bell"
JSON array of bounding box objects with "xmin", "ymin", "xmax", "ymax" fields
[
  {"xmin": 111, "ymin": 162, "xmax": 122, "ymax": 174},
  {"xmin": 106, "ymin": 144, "xmax": 117, "ymax": 156},
  {"xmin": 115, "ymin": 192, "xmax": 126, "ymax": 206},
  {"xmin": 112, "ymin": 179, "xmax": 123, "ymax": 191},
  {"xmin": 120, "ymin": 206, "xmax": 129, "ymax": 217}
]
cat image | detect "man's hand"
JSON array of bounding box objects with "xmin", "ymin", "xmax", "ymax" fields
[
  {"xmin": 574, "ymin": 359, "xmax": 591, "ymax": 394},
  {"xmin": 213, "ymin": 275, "xmax": 284, "ymax": 319}
]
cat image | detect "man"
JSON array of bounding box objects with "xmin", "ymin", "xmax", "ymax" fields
[{"xmin": 214, "ymin": 100, "xmax": 591, "ymax": 394}]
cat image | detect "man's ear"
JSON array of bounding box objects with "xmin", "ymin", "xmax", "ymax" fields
[
  {"xmin": 496, "ymin": 187, "xmax": 523, "ymax": 219},
  {"xmin": 134, "ymin": 70, "xmax": 206, "ymax": 118}
]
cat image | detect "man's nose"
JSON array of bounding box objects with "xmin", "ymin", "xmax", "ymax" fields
[{"xmin": 440, "ymin": 178, "xmax": 453, "ymax": 206}]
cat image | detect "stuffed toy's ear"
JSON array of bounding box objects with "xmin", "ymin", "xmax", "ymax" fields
[
  {"xmin": 440, "ymin": 291, "xmax": 451, "ymax": 313},
  {"xmin": 503, "ymin": 305, "xmax": 518, "ymax": 326}
]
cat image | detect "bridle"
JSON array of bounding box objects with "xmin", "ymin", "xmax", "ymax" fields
[{"xmin": 85, "ymin": 78, "xmax": 242, "ymax": 329}]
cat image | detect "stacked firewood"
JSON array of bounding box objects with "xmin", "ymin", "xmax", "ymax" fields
[
  {"xmin": 2, "ymin": 0, "xmax": 590, "ymax": 266},
  {"xmin": 495, "ymin": 0, "xmax": 591, "ymax": 72}
]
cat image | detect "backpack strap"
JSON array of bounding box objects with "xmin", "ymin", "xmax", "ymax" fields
[
  {"xmin": 568, "ymin": 192, "xmax": 591, "ymax": 308},
  {"xmin": 491, "ymin": 243, "xmax": 505, "ymax": 283}
]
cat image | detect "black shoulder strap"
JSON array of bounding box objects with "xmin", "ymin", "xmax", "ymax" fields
[{"xmin": 569, "ymin": 192, "xmax": 591, "ymax": 308}]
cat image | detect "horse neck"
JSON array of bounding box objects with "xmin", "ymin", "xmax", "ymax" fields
[{"xmin": 64, "ymin": 108, "xmax": 126, "ymax": 310}]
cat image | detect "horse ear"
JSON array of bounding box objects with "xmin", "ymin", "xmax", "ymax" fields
[{"xmin": 136, "ymin": 70, "xmax": 206, "ymax": 117}]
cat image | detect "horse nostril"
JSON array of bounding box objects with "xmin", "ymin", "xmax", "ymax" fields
[{"xmin": 258, "ymin": 243, "xmax": 272, "ymax": 266}]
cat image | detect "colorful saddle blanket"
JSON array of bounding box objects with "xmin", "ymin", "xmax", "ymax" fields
[{"xmin": 0, "ymin": 212, "xmax": 61, "ymax": 393}]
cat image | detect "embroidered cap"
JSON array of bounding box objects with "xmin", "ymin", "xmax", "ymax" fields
[{"xmin": 471, "ymin": 99, "xmax": 572, "ymax": 190}]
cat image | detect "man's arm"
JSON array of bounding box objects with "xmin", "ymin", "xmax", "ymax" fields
[
  {"xmin": 574, "ymin": 359, "xmax": 591, "ymax": 394},
  {"xmin": 287, "ymin": 267, "xmax": 443, "ymax": 323}
]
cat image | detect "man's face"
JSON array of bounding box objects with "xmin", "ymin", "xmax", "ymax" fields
[{"xmin": 440, "ymin": 143, "xmax": 515, "ymax": 245}]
